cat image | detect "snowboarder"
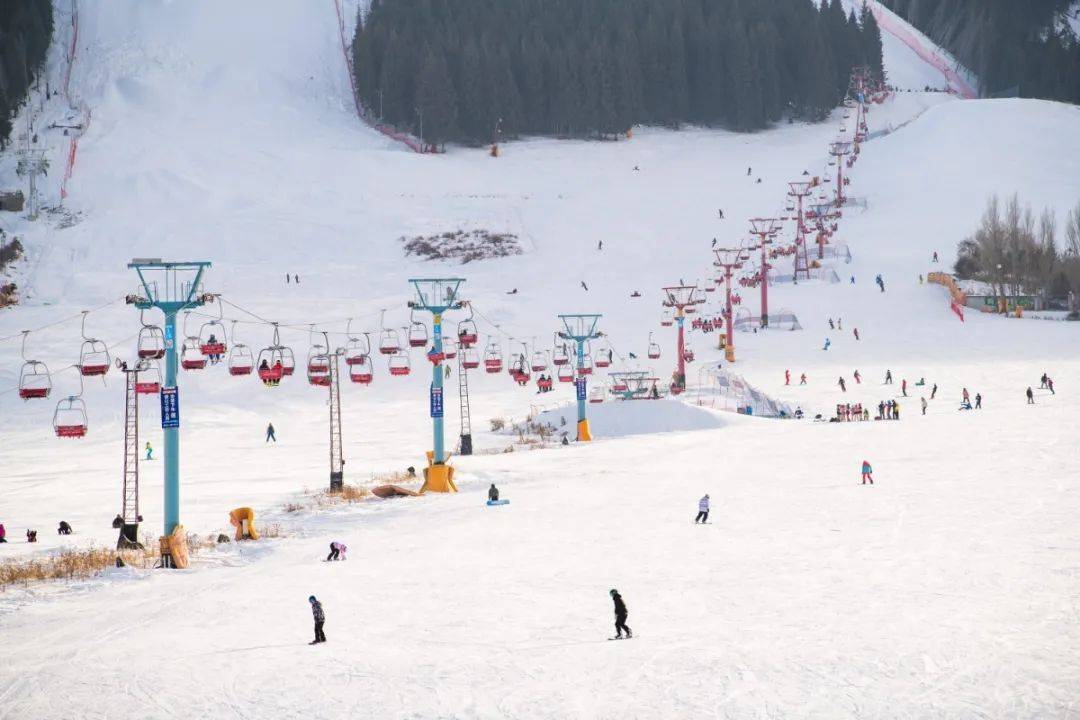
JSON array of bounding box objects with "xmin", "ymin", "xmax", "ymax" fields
[
  {"xmin": 610, "ymin": 589, "xmax": 631, "ymax": 639},
  {"xmin": 885, "ymin": 370, "xmax": 893, "ymax": 385},
  {"xmin": 823, "ymin": 338, "xmax": 831, "ymax": 351},
  {"xmin": 309, "ymin": 596, "xmax": 326, "ymax": 644},
  {"xmin": 853, "ymin": 328, "xmax": 859, "ymax": 341},
  {"xmin": 581, "ymin": 281, "xmax": 589, "ymax": 291},
  {"xmin": 756, "ymin": 178, "xmax": 762, "ymax": 184},
  {"xmin": 266, "ymin": 422, "xmax": 276, "ymax": 443},
  {"xmin": 326, "ymin": 541, "xmax": 347, "ymax": 561},
  {"xmin": 1026, "ymin": 387, "xmax": 1035, "ymax": 404},
  {"xmin": 800, "ymin": 373, "xmax": 807, "ymax": 385},
  {"xmin": 861, "ymin": 460, "xmax": 873, "ymax": 484},
  {"xmin": 931, "ymin": 383, "xmax": 938, "ymax": 400},
  {"xmin": 921, "ymin": 397, "xmax": 928, "ymax": 415},
  {"xmin": 58, "ymin": 521, "xmax": 73, "ymax": 535},
  {"xmin": 975, "ymin": 393, "xmax": 982, "ymax": 409},
  {"xmin": 507, "ymin": 288, "xmax": 518, "ymax": 295},
  {"xmin": 785, "ymin": 369, "xmax": 791, "ymax": 385},
  {"xmin": 561, "ymin": 434, "xmax": 569, "ymax": 446},
  {"xmin": 145, "ymin": 441, "xmax": 153, "ymax": 461},
  {"xmin": 488, "ymin": 484, "xmax": 500, "ymax": 502},
  {"xmin": 695, "ymin": 494, "xmax": 710, "ymax": 524},
  {"xmin": 838, "ymin": 377, "xmax": 846, "ymax": 392},
  {"xmin": 901, "ymin": 379, "xmax": 908, "ymax": 397},
  {"xmin": 853, "ymin": 369, "xmax": 861, "ymax": 384}
]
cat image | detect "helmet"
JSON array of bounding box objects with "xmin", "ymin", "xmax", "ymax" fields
[
  {"xmin": 308, "ymin": 595, "xmax": 316, "ymax": 602},
  {"xmin": 609, "ymin": 589, "xmax": 617, "ymax": 596}
]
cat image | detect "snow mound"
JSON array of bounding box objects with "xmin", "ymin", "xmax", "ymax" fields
[{"xmin": 533, "ymin": 398, "xmax": 724, "ymax": 439}]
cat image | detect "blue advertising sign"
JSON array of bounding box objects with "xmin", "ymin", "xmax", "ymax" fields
[
  {"xmin": 430, "ymin": 386, "xmax": 444, "ymax": 418},
  {"xmin": 160, "ymin": 386, "xmax": 180, "ymax": 429},
  {"xmin": 575, "ymin": 377, "xmax": 587, "ymax": 401},
  {"xmin": 164, "ymin": 324, "xmax": 175, "ymax": 350}
]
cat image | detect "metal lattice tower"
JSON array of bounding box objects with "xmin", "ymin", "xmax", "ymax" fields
[
  {"xmin": 661, "ymin": 285, "xmax": 703, "ymax": 394},
  {"xmin": 121, "ymin": 362, "xmax": 142, "ymax": 523},
  {"xmin": 457, "ymin": 347, "xmax": 473, "ymax": 455},
  {"xmin": 713, "ymin": 246, "xmax": 750, "ymax": 362},
  {"xmin": 787, "ymin": 182, "xmax": 813, "ymax": 281},
  {"xmin": 748, "ymin": 218, "xmax": 782, "ymax": 328},
  {"xmin": 328, "ymin": 348, "xmax": 344, "ymax": 491},
  {"xmin": 829, "ymin": 141, "xmax": 853, "ymax": 208}
]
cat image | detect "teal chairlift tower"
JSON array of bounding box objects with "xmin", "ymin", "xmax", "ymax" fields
[{"xmin": 557, "ymin": 314, "xmax": 602, "ymax": 441}]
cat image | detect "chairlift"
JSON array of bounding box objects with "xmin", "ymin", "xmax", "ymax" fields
[
  {"xmin": 379, "ymin": 311, "xmax": 401, "ymax": 355},
  {"xmin": 137, "ymin": 312, "xmax": 166, "ymax": 360},
  {"xmin": 77, "ymin": 310, "xmax": 110, "ymax": 377},
  {"xmin": 457, "ymin": 308, "xmax": 479, "ymax": 348},
  {"xmin": 345, "ymin": 322, "xmax": 371, "ymax": 365},
  {"xmin": 462, "ymin": 347, "xmax": 480, "ymax": 370},
  {"xmin": 135, "ymin": 361, "xmax": 162, "ymax": 395},
  {"xmin": 18, "ymin": 331, "xmax": 51, "ymax": 400},
  {"xmin": 509, "ymin": 346, "xmax": 529, "ymax": 384},
  {"xmin": 227, "ymin": 321, "xmax": 254, "ymax": 376},
  {"xmin": 256, "ymin": 324, "xmax": 289, "ymax": 386},
  {"xmin": 647, "ymin": 332, "xmax": 661, "ymax": 360},
  {"xmin": 349, "ymin": 353, "xmax": 374, "ymax": 384},
  {"xmin": 660, "ymin": 310, "xmax": 674, "ymax": 327},
  {"xmin": 589, "ymin": 385, "xmax": 606, "ymax": 404},
  {"xmin": 530, "ymin": 349, "xmax": 548, "ymax": 373},
  {"xmin": 308, "ymin": 358, "xmax": 332, "ymax": 386},
  {"xmin": 199, "ymin": 322, "xmax": 226, "ymax": 357},
  {"xmin": 484, "ymin": 340, "xmax": 503, "ymax": 374},
  {"xmin": 442, "ymin": 336, "xmax": 457, "ymax": 360},
  {"xmin": 683, "ymin": 341, "xmax": 695, "ymax": 363},
  {"xmin": 181, "ymin": 338, "xmax": 207, "ymax": 370},
  {"xmin": 552, "ymin": 334, "xmax": 570, "ymax": 366},
  {"xmin": 408, "ymin": 312, "xmax": 429, "ymax": 348},
  {"xmin": 53, "ymin": 395, "xmax": 89, "ymax": 438},
  {"xmin": 595, "ymin": 348, "xmax": 612, "ymax": 369},
  {"xmin": 577, "ymin": 350, "xmax": 593, "ymax": 376},
  {"xmin": 557, "ymin": 363, "xmax": 574, "ymax": 383},
  {"xmin": 389, "ymin": 350, "xmax": 411, "ymax": 377}
]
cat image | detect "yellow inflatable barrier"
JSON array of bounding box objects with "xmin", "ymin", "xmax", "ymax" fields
[
  {"xmin": 577, "ymin": 418, "xmax": 592, "ymax": 442},
  {"xmin": 229, "ymin": 507, "xmax": 259, "ymax": 541},
  {"xmin": 421, "ymin": 451, "xmax": 457, "ymax": 493},
  {"xmin": 158, "ymin": 525, "xmax": 190, "ymax": 569}
]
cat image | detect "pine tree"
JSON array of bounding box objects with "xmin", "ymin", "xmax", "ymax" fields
[{"xmin": 416, "ymin": 47, "xmax": 458, "ymax": 149}]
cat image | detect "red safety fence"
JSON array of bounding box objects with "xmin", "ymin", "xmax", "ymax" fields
[
  {"xmin": 60, "ymin": 1, "xmax": 91, "ymax": 200},
  {"xmin": 928, "ymin": 272, "xmax": 967, "ymax": 322},
  {"xmin": 867, "ymin": 1, "xmax": 978, "ymax": 99},
  {"xmin": 331, "ymin": 0, "xmax": 424, "ymax": 154}
]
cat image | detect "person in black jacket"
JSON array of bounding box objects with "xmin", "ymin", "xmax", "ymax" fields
[
  {"xmin": 309, "ymin": 595, "xmax": 326, "ymax": 644},
  {"xmin": 488, "ymin": 484, "xmax": 499, "ymax": 502},
  {"xmin": 610, "ymin": 589, "xmax": 631, "ymax": 638}
]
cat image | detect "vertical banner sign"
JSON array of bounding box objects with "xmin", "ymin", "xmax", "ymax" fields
[
  {"xmin": 164, "ymin": 324, "xmax": 175, "ymax": 350},
  {"xmin": 160, "ymin": 386, "xmax": 180, "ymax": 428},
  {"xmin": 430, "ymin": 385, "xmax": 444, "ymax": 418},
  {"xmin": 575, "ymin": 377, "xmax": 587, "ymax": 401}
]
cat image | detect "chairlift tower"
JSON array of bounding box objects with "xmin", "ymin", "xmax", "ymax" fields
[
  {"xmin": 661, "ymin": 286, "xmax": 703, "ymax": 394},
  {"xmin": 748, "ymin": 218, "xmax": 782, "ymax": 328},
  {"xmin": 408, "ymin": 278, "xmax": 465, "ymax": 492},
  {"xmin": 787, "ymin": 182, "xmax": 813, "ymax": 281},
  {"xmin": 829, "ymin": 141, "xmax": 852, "ymax": 208},
  {"xmin": 15, "ymin": 148, "xmax": 48, "ymax": 220},
  {"xmin": 327, "ymin": 337, "xmax": 345, "ymax": 491},
  {"xmin": 127, "ymin": 259, "xmax": 211, "ymax": 537},
  {"xmin": 557, "ymin": 314, "xmax": 602, "ymax": 441},
  {"xmin": 713, "ymin": 247, "xmax": 750, "ymax": 362},
  {"xmin": 117, "ymin": 358, "xmax": 149, "ymax": 548}
]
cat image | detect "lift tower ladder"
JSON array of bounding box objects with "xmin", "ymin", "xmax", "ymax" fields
[
  {"xmin": 457, "ymin": 345, "xmax": 473, "ymax": 455},
  {"xmin": 328, "ymin": 345, "xmax": 344, "ymax": 491},
  {"xmin": 117, "ymin": 359, "xmax": 148, "ymax": 547}
]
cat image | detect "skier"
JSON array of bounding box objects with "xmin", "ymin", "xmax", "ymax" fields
[
  {"xmin": 58, "ymin": 521, "xmax": 73, "ymax": 535},
  {"xmin": 610, "ymin": 589, "xmax": 631, "ymax": 639},
  {"xmin": 885, "ymin": 370, "xmax": 893, "ymax": 385},
  {"xmin": 800, "ymin": 373, "xmax": 807, "ymax": 385},
  {"xmin": 326, "ymin": 541, "xmax": 347, "ymax": 561},
  {"xmin": 1026, "ymin": 387, "xmax": 1035, "ymax": 404},
  {"xmin": 861, "ymin": 460, "xmax": 873, "ymax": 485},
  {"xmin": 308, "ymin": 595, "xmax": 326, "ymax": 644},
  {"xmin": 711, "ymin": 238, "xmax": 717, "ymax": 248},
  {"xmin": 921, "ymin": 397, "xmax": 928, "ymax": 415},
  {"xmin": 876, "ymin": 274, "xmax": 885, "ymax": 292},
  {"xmin": 961, "ymin": 388, "xmax": 970, "ymax": 404},
  {"xmin": 581, "ymin": 281, "xmax": 589, "ymax": 291},
  {"xmin": 695, "ymin": 494, "xmax": 710, "ymax": 524},
  {"xmin": 1047, "ymin": 377, "xmax": 1055, "ymax": 395},
  {"xmin": 850, "ymin": 276, "xmax": 856, "ymax": 284},
  {"xmin": 597, "ymin": 240, "xmax": 603, "ymax": 251},
  {"xmin": 785, "ymin": 369, "xmax": 791, "ymax": 385},
  {"xmin": 931, "ymin": 383, "xmax": 938, "ymax": 400},
  {"xmin": 488, "ymin": 483, "xmax": 500, "ymax": 502},
  {"xmin": 838, "ymin": 377, "xmax": 846, "ymax": 392},
  {"xmin": 853, "ymin": 328, "xmax": 860, "ymax": 341},
  {"xmin": 823, "ymin": 338, "xmax": 831, "ymax": 351},
  {"xmin": 893, "ymin": 401, "xmax": 901, "ymax": 419},
  {"xmin": 932, "ymin": 251, "xmax": 939, "ymax": 263},
  {"xmin": 918, "ymin": 274, "xmax": 924, "ymax": 285},
  {"xmin": 853, "ymin": 369, "xmax": 861, "ymax": 384},
  {"xmin": 975, "ymin": 393, "xmax": 982, "ymax": 409},
  {"xmin": 294, "ymin": 274, "xmax": 300, "ymax": 284},
  {"xmin": 829, "ymin": 318, "xmax": 835, "ymax": 330},
  {"xmin": 747, "ymin": 166, "xmax": 752, "ymax": 176},
  {"xmin": 1040, "ymin": 373, "xmax": 1048, "ymax": 389},
  {"xmin": 266, "ymin": 422, "xmax": 276, "ymax": 443},
  {"xmin": 901, "ymin": 379, "xmax": 908, "ymax": 397},
  {"xmin": 877, "ymin": 401, "xmax": 886, "ymax": 419},
  {"xmin": 145, "ymin": 441, "xmax": 153, "ymax": 460},
  {"xmin": 0, "ymin": 523, "xmax": 6, "ymax": 542},
  {"xmin": 718, "ymin": 209, "xmax": 724, "ymax": 219},
  {"xmin": 286, "ymin": 274, "xmax": 290, "ymax": 284}
]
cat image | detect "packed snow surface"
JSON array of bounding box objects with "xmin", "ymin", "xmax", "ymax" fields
[{"xmin": 1, "ymin": 1, "xmax": 1078, "ymax": 718}]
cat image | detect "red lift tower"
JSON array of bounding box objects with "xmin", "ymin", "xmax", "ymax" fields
[
  {"xmin": 788, "ymin": 181, "xmax": 813, "ymax": 281},
  {"xmin": 748, "ymin": 218, "xmax": 782, "ymax": 328},
  {"xmin": 662, "ymin": 285, "xmax": 703, "ymax": 394},
  {"xmin": 829, "ymin": 141, "xmax": 852, "ymax": 208},
  {"xmin": 713, "ymin": 247, "xmax": 749, "ymax": 362}
]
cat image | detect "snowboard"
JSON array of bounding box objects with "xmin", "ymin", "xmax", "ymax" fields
[
  {"xmin": 608, "ymin": 636, "xmax": 634, "ymax": 641},
  {"xmin": 486, "ymin": 499, "xmax": 510, "ymax": 506}
]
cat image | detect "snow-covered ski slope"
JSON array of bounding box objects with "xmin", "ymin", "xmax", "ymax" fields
[{"xmin": 1, "ymin": 2, "xmax": 1079, "ymax": 717}]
